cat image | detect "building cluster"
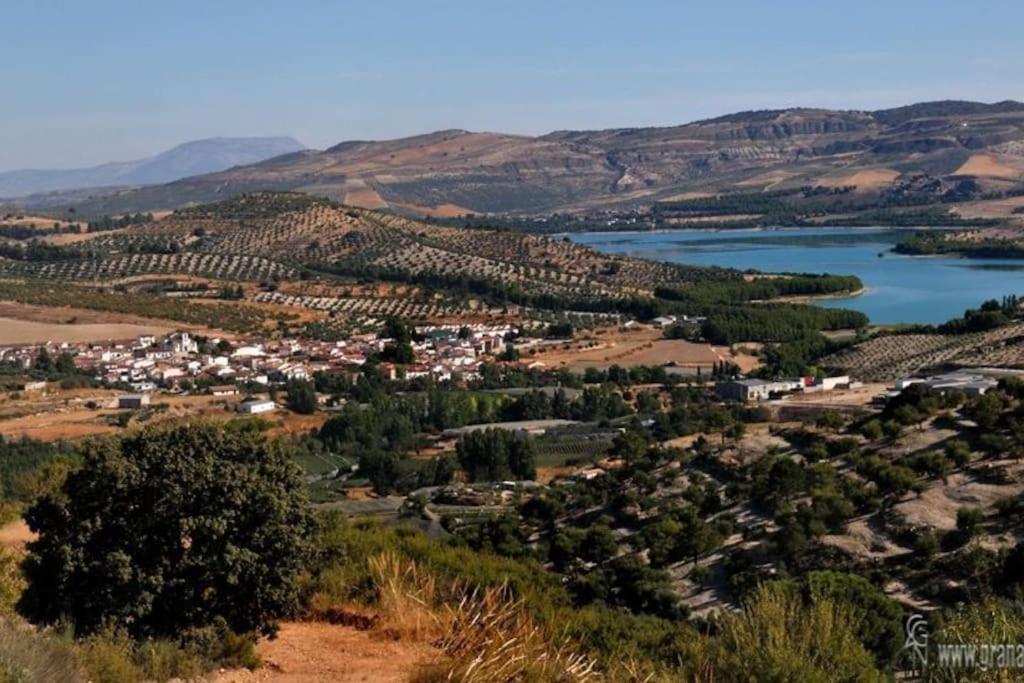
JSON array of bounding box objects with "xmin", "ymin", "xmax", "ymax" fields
[
  {"xmin": 716, "ymin": 375, "xmax": 856, "ymax": 401},
  {"xmin": 878, "ymin": 368, "xmax": 1013, "ymax": 401},
  {"xmin": 0, "ymin": 324, "xmax": 518, "ymax": 398}
]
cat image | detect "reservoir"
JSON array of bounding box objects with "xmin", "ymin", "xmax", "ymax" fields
[{"xmin": 569, "ymin": 227, "xmax": 1024, "ymax": 325}]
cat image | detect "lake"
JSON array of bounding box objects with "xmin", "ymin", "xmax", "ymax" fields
[{"xmin": 569, "ymin": 227, "xmax": 1024, "ymax": 325}]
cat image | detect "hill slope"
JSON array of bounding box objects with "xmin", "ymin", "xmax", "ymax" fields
[
  {"xmin": 14, "ymin": 101, "xmax": 1024, "ymax": 216},
  {"xmin": 0, "ymin": 137, "xmax": 305, "ymax": 199}
]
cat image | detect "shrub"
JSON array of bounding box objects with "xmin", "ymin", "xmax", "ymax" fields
[{"xmin": 0, "ymin": 549, "xmax": 25, "ymax": 616}]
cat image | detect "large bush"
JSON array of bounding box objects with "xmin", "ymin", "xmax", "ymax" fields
[{"xmin": 19, "ymin": 423, "xmax": 313, "ymax": 638}]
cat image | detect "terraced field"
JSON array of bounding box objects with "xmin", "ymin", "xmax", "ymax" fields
[{"xmin": 824, "ymin": 322, "xmax": 1024, "ymax": 379}]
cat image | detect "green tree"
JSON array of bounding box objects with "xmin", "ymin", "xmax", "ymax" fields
[
  {"xmin": 456, "ymin": 429, "xmax": 536, "ymax": 482},
  {"xmin": 55, "ymin": 352, "xmax": 77, "ymax": 375},
  {"xmin": 861, "ymin": 419, "xmax": 883, "ymax": 441},
  {"xmin": 33, "ymin": 347, "xmax": 53, "ymax": 373},
  {"xmin": 19, "ymin": 424, "xmax": 313, "ymax": 639},
  {"xmin": 956, "ymin": 507, "xmax": 985, "ymax": 540},
  {"xmin": 815, "ymin": 410, "xmax": 845, "ymax": 433},
  {"xmin": 285, "ymin": 378, "xmax": 318, "ymax": 414}
]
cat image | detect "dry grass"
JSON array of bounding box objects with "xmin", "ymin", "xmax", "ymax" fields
[
  {"xmin": 532, "ymin": 325, "xmax": 739, "ymax": 373},
  {"xmin": 421, "ymin": 586, "xmax": 599, "ymax": 683},
  {"xmin": 367, "ymin": 552, "xmax": 440, "ymax": 642},
  {"xmin": 0, "ymin": 621, "xmax": 83, "ymax": 683},
  {"xmin": 364, "ymin": 552, "xmax": 600, "ymax": 682}
]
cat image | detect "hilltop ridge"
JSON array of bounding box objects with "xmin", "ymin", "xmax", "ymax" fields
[{"xmin": 8, "ymin": 100, "xmax": 1024, "ymax": 219}]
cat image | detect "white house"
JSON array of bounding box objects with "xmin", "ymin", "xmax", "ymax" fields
[
  {"xmin": 118, "ymin": 394, "xmax": 151, "ymax": 409},
  {"xmin": 236, "ymin": 399, "xmax": 276, "ymax": 415}
]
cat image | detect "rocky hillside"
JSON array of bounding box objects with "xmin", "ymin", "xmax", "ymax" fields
[{"xmin": 17, "ymin": 101, "xmax": 1024, "ymax": 216}]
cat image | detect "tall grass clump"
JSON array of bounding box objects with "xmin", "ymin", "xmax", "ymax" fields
[
  {"xmin": 709, "ymin": 582, "xmax": 884, "ymax": 682},
  {"xmin": 0, "ymin": 621, "xmax": 82, "ymax": 683}
]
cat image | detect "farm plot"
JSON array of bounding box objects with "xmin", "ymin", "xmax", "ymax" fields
[
  {"xmin": 0, "ymin": 253, "xmax": 296, "ymax": 282},
  {"xmin": 533, "ymin": 432, "xmax": 616, "ymax": 467},
  {"xmin": 252, "ymin": 291, "xmax": 496, "ymax": 320},
  {"xmin": 824, "ymin": 322, "xmax": 1024, "ymax": 380}
]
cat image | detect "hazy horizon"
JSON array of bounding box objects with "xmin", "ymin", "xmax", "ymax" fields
[{"xmin": 3, "ymin": 0, "xmax": 1022, "ymax": 172}]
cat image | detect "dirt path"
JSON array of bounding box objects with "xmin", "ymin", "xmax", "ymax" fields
[{"xmin": 211, "ymin": 621, "xmax": 430, "ymax": 683}]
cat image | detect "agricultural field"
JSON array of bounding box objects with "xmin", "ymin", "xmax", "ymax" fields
[
  {"xmin": 0, "ymin": 280, "xmax": 284, "ymax": 334},
  {"xmin": 824, "ymin": 322, "xmax": 1024, "ymax": 380},
  {"xmin": 0, "ymin": 301, "xmax": 182, "ymax": 344},
  {"xmin": 0, "ymin": 192, "xmax": 736, "ymax": 309}
]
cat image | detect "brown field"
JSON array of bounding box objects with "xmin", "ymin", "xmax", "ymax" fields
[
  {"xmin": 0, "ymin": 301, "xmax": 211, "ymax": 343},
  {"xmin": 955, "ymin": 154, "xmax": 1022, "ymax": 179},
  {"xmin": 530, "ymin": 325, "xmax": 748, "ymax": 372},
  {"xmin": 0, "ymin": 214, "xmax": 77, "ymax": 230},
  {"xmin": 818, "ymin": 168, "xmax": 900, "ymax": 190},
  {"xmin": 0, "ymin": 392, "xmax": 239, "ymax": 441},
  {"xmin": 346, "ymin": 185, "xmax": 389, "ymax": 209},
  {"xmin": 0, "ymin": 407, "xmax": 121, "ymax": 441},
  {"xmin": 0, "ymin": 316, "xmax": 174, "ymax": 345},
  {"xmin": 44, "ymin": 228, "xmax": 131, "ymax": 245},
  {"xmin": 952, "ymin": 195, "xmax": 1024, "ymax": 221}
]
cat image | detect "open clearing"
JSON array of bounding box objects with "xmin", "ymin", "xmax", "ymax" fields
[
  {"xmin": 0, "ymin": 301, "xmax": 202, "ymax": 344},
  {"xmin": 530, "ymin": 326, "xmax": 746, "ymax": 372},
  {"xmin": 893, "ymin": 469, "xmax": 1024, "ymax": 531},
  {"xmin": 212, "ymin": 621, "xmax": 429, "ymax": 683},
  {"xmin": 736, "ymin": 170, "xmax": 796, "ymax": 189}
]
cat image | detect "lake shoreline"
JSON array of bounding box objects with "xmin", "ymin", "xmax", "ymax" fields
[
  {"xmin": 571, "ymin": 227, "xmax": 1024, "ymax": 325},
  {"xmin": 558, "ymin": 225, "xmax": 963, "ymax": 238},
  {"xmin": 767, "ymin": 287, "xmax": 869, "ymax": 304}
]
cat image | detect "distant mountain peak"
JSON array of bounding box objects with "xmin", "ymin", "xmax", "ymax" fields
[{"xmin": 0, "ymin": 137, "xmax": 306, "ymax": 199}]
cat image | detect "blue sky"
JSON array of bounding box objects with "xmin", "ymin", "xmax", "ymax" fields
[{"xmin": 2, "ymin": 0, "xmax": 1022, "ymax": 170}]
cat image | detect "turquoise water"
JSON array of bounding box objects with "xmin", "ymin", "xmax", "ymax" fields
[{"xmin": 569, "ymin": 228, "xmax": 1024, "ymax": 325}]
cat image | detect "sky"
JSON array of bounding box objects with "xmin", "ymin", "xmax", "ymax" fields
[{"xmin": 2, "ymin": 0, "xmax": 1023, "ymax": 171}]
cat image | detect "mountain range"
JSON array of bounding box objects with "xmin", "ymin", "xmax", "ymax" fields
[
  {"xmin": 10, "ymin": 100, "xmax": 1024, "ymax": 216},
  {"xmin": 0, "ymin": 137, "xmax": 305, "ymax": 199}
]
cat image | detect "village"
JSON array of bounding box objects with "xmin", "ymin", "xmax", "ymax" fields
[
  {"xmin": 0, "ymin": 323, "xmax": 519, "ymax": 415},
  {"xmin": 6, "ymin": 316, "xmax": 1021, "ymax": 420}
]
